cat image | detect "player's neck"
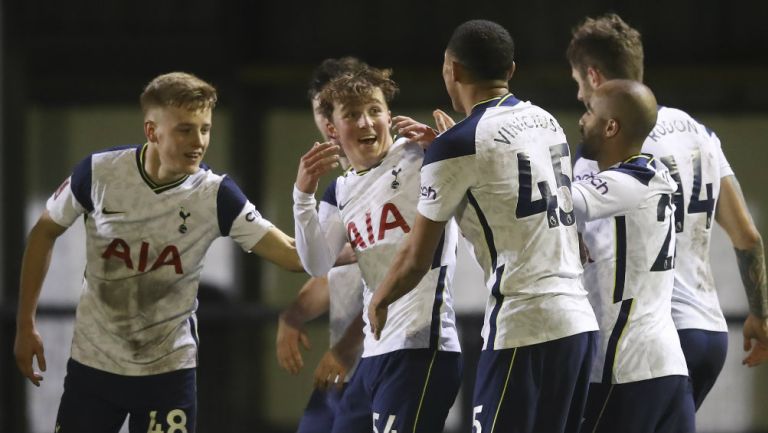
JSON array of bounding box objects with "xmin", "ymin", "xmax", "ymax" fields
[
  {"xmin": 598, "ymin": 144, "xmax": 641, "ymax": 170},
  {"xmin": 462, "ymin": 82, "xmax": 510, "ymax": 114},
  {"xmin": 143, "ymin": 143, "xmax": 188, "ymax": 185}
]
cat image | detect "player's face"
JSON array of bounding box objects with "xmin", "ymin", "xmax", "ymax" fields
[
  {"xmin": 328, "ymin": 87, "xmax": 393, "ymax": 171},
  {"xmin": 578, "ymin": 99, "xmax": 607, "ymax": 160},
  {"xmin": 571, "ymin": 66, "xmax": 595, "ymax": 103},
  {"xmin": 147, "ymin": 105, "xmax": 212, "ymax": 181},
  {"xmin": 442, "ymin": 51, "xmax": 462, "ymax": 113}
]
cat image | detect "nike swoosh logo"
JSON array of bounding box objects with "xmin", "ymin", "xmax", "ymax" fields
[
  {"xmin": 338, "ymin": 199, "xmax": 352, "ymax": 211},
  {"xmin": 102, "ymin": 207, "xmax": 125, "ymax": 215}
]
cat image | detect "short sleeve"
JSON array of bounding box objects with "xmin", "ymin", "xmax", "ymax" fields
[
  {"xmin": 418, "ymin": 130, "xmax": 478, "ymax": 222},
  {"xmin": 46, "ymin": 155, "xmax": 92, "ymax": 227},
  {"xmin": 218, "ymin": 176, "xmax": 273, "ymax": 251},
  {"xmin": 572, "ymin": 170, "xmax": 649, "ymax": 222},
  {"xmin": 711, "ymin": 132, "xmax": 734, "ymax": 178}
]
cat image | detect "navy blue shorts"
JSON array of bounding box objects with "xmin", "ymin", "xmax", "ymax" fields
[
  {"xmin": 472, "ymin": 331, "xmax": 596, "ymax": 433},
  {"xmin": 678, "ymin": 328, "xmax": 728, "ymax": 410},
  {"xmin": 297, "ymin": 383, "xmax": 347, "ymax": 433},
  {"xmin": 582, "ymin": 375, "xmax": 695, "ymax": 433},
  {"xmin": 55, "ymin": 359, "xmax": 197, "ymax": 433},
  {"xmin": 332, "ymin": 349, "xmax": 462, "ymax": 433}
]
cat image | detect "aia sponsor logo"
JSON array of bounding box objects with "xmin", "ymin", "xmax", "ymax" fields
[
  {"xmin": 101, "ymin": 239, "xmax": 183, "ymax": 274},
  {"xmin": 347, "ymin": 202, "xmax": 410, "ymax": 250}
]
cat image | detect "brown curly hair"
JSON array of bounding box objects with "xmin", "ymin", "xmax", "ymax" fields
[{"xmin": 317, "ymin": 65, "xmax": 399, "ymax": 121}]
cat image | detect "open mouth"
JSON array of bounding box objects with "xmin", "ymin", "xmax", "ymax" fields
[
  {"xmin": 184, "ymin": 152, "xmax": 202, "ymax": 161},
  {"xmin": 358, "ymin": 135, "xmax": 377, "ymax": 146}
]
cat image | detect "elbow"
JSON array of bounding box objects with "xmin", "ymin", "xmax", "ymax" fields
[
  {"xmin": 296, "ymin": 256, "xmax": 333, "ymax": 277},
  {"xmin": 732, "ymin": 227, "xmax": 762, "ymax": 251},
  {"xmin": 740, "ymin": 229, "xmax": 762, "ymax": 252},
  {"xmin": 289, "ymin": 261, "xmax": 307, "ymax": 273}
]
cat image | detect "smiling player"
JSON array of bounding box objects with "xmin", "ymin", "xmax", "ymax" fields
[{"xmin": 13, "ymin": 72, "xmax": 305, "ymax": 433}]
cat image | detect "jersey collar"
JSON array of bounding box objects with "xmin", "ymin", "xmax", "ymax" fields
[
  {"xmin": 135, "ymin": 143, "xmax": 190, "ymax": 194},
  {"xmin": 470, "ymin": 93, "xmax": 521, "ymax": 114}
]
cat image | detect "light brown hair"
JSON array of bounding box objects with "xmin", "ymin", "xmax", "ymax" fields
[
  {"xmin": 567, "ymin": 13, "xmax": 644, "ymax": 82},
  {"xmin": 140, "ymin": 72, "xmax": 218, "ymax": 114}
]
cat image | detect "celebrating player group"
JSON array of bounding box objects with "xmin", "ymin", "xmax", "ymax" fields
[{"xmin": 14, "ymin": 13, "xmax": 768, "ymax": 433}]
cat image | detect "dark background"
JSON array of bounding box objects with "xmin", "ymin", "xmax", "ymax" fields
[
  {"xmin": 3, "ymin": 0, "xmax": 768, "ymax": 432},
  {"xmin": 5, "ymin": 0, "xmax": 768, "ymax": 109}
]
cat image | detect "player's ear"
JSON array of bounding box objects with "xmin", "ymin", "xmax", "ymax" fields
[
  {"xmin": 326, "ymin": 121, "xmax": 337, "ymax": 139},
  {"xmin": 451, "ymin": 60, "xmax": 465, "ymax": 83},
  {"xmin": 586, "ymin": 67, "xmax": 603, "ymax": 88},
  {"xmin": 144, "ymin": 120, "xmax": 157, "ymax": 143},
  {"xmin": 505, "ymin": 61, "xmax": 516, "ymax": 81},
  {"xmin": 605, "ymin": 118, "xmax": 620, "ymax": 138}
]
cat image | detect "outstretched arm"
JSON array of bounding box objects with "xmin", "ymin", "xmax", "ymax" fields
[
  {"xmin": 249, "ymin": 227, "xmax": 305, "ymax": 272},
  {"xmin": 715, "ymin": 175, "xmax": 768, "ymax": 362},
  {"xmin": 276, "ymin": 276, "xmax": 330, "ymax": 374},
  {"xmin": 368, "ymin": 214, "xmax": 447, "ymax": 340},
  {"xmin": 14, "ymin": 211, "xmax": 68, "ymax": 386}
]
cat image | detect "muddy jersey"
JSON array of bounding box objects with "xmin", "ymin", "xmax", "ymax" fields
[
  {"xmin": 417, "ymin": 94, "xmax": 598, "ymax": 351},
  {"xmin": 47, "ymin": 144, "xmax": 273, "ymax": 375},
  {"xmin": 643, "ymin": 107, "xmax": 732, "ymax": 331},
  {"xmin": 575, "ymin": 107, "xmax": 732, "ymax": 332},
  {"xmin": 572, "ymin": 154, "xmax": 688, "ymax": 384},
  {"xmin": 294, "ymin": 138, "xmax": 461, "ymax": 357}
]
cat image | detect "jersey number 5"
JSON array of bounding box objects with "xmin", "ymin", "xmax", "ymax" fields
[{"xmin": 516, "ymin": 143, "xmax": 575, "ymax": 228}]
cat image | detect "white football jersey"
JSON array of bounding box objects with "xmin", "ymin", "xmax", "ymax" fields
[
  {"xmin": 574, "ymin": 107, "xmax": 732, "ymax": 333},
  {"xmin": 572, "ymin": 154, "xmax": 689, "ymax": 384},
  {"xmin": 418, "ymin": 95, "xmax": 598, "ymax": 351},
  {"xmin": 294, "ymin": 138, "xmax": 461, "ymax": 357},
  {"xmin": 46, "ymin": 144, "xmax": 273, "ymax": 375},
  {"xmin": 643, "ymin": 107, "xmax": 732, "ymax": 331}
]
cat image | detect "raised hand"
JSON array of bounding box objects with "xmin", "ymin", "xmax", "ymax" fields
[
  {"xmin": 392, "ymin": 115, "xmax": 438, "ymax": 148},
  {"xmin": 296, "ymin": 141, "xmax": 341, "ymax": 194},
  {"xmin": 432, "ymin": 109, "xmax": 456, "ymax": 133}
]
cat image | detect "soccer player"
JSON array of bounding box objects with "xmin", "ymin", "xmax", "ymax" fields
[
  {"xmin": 368, "ymin": 19, "xmax": 599, "ymax": 433},
  {"xmin": 13, "ymin": 72, "xmax": 305, "ymax": 433},
  {"xmin": 572, "ymin": 79, "xmax": 695, "ymax": 432},
  {"xmin": 275, "ymin": 57, "xmax": 366, "ymax": 433},
  {"xmin": 292, "ymin": 64, "xmax": 462, "ymax": 433},
  {"xmin": 567, "ymin": 13, "xmax": 768, "ymax": 408}
]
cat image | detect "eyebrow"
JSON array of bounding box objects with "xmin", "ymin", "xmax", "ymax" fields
[{"xmin": 176, "ymin": 122, "xmax": 211, "ymax": 127}]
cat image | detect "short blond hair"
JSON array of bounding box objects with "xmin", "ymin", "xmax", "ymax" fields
[{"xmin": 140, "ymin": 72, "xmax": 217, "ymax": 114}]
